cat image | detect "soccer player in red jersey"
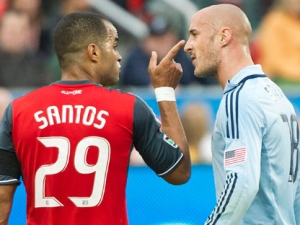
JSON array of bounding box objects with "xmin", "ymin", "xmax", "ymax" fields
[{"xmin": 0, "ymin": 12, "xmax": 191, "ymax": 225}]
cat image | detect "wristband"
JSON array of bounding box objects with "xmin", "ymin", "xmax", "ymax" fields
[{"xmin": 154, "ymin": 87, "xmax": 176, "ymax": 102}]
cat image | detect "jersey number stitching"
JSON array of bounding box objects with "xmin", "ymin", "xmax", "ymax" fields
[
  {"xmin": 281, "ymin": 114, "xmax": 299, "ymax": 182},
  {"xmin": 34, "ymin": 136, "xmax": 110, "ymax": 208}
]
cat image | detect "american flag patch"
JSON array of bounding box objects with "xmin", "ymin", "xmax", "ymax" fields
[{"xmin": 224, "ymin": 147, "xmax": 247, "ymax": 166}]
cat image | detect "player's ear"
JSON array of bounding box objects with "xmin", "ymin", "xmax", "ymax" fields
[
  {"xmin": 87, "ymin": 43, "xmax": 100, "ymax": 62},
  {"xmin": 219, "ymin": 27, "xmax": 232, "ymax": 47}
]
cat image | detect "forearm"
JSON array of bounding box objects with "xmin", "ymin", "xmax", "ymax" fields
[
  {"xmin": 205, "ymin": 172, "xmax": 257, "ymax": 224},
  {"xmin": 159, "ymin": 101, "xmax": 191, "ymax": 184},
  {"xmin": 0, "ymin": 210, "xmax": 9, "ymax": 225},
  {"xmin": 147, "ymin": 40, "xmax": 191, "ymax": 184},
  {"xmin": 0, "ymin": 185, "xmax": 17, "ymax": 225}
]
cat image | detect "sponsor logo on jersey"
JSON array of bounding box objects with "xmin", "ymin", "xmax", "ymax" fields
[
  {"xmin": 61, "ymin": 90, "xmax": 83, "ymax": 95},
  {"xmin": 163, "ymin": 134, "xmax": 178, "ymax": 148}
]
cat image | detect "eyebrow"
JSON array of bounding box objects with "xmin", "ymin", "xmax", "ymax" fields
[
  {"xmin": 189, "ymin": 28, "xmax": 197, "ymax": 33},
  {"xmin": 188, "ymin": 28, "xmax": 199, "ymax": 35}
]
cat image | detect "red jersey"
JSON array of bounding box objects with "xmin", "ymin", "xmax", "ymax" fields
[{"xmin": 0, "ymin": 81, "xmax": 183, "ymax": 225}]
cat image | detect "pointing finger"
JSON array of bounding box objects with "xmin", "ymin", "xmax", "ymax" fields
[{"xmin": 164, "ymin": 40, "xmax": 186, "ymax": 62}]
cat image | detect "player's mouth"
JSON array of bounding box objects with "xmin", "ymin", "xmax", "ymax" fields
[{"xmin": 190, "ymin": 56, "xmax": 196, "ymax": 65}]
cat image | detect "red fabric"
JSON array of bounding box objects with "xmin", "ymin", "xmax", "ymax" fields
[{"xmin": 12, "ymin": 83, "xmax": 135, "ymax": 225}]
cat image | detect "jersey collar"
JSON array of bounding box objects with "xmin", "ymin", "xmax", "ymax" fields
[
  {"xmin": 224, "ymin": 64, "xmax": 265, "ymax": 93},
  {"xmin": 51, "ymin": 80, "xmax": 101, "ymax": 86}
]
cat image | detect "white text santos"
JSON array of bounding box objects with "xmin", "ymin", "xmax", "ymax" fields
[{"xmin": 34, "ymin": 105, "xmax": 109, "ymax": 129}]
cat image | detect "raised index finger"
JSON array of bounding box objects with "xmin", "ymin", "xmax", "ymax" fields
[{"xmin": 164, "ymin": 40, "xmax": 186, "ymax": 62}]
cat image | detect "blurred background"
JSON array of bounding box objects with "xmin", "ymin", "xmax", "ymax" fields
[{"xmin": 1, "ymin": 0, "xmax": 300, "ymax": 224}]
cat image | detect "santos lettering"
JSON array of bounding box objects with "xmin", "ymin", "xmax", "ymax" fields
[{"xmin": 34, "ymin": 105, "xmax": 109, "ymax": 129}]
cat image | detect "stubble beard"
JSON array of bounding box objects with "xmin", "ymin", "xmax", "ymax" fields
[
  {"xmin": 195, "ymin": 49, "xmax": 219, "ymax": 80},
  {"xmin": 195, "ymin": 61, "xmax": 218, "ymax": 80}
]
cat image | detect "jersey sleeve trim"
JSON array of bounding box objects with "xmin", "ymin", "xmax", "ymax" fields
[
  {"xmin": 0, "ymin": 175, "xmax": 20, "ymax": 185},
  {"xmin": 133, "ymin": 96, "xmax": 184, "ymax": 175},
  {"xmin": 205, "ymin": 173, "xmax": 238, "ymax": 224},
  {"xmin": 157, "ymin": 152, "xmax": 183, "ymax": 176}
]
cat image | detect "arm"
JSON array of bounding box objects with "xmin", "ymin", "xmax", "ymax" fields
[
  {"xmin": 148, "ymin": 40, "xmax": 191, "ymax": 184},
  {"xmin": 295, "ymin": 175, "xmax": 300, "ymax": 225},
  {"xmin": 205, "ymin": 95, "xmax": 262, "ymax": 224},
  {"xmin": 0, "ymin": 105, "xmax": 21, "ymax": 224},
  {"xmin": 0, "ymin": 184, "xmax": 17, "ymax": 225},
  {"xmin": 158, "ymin": 101, "xmax": 190, "ymax": 184}
]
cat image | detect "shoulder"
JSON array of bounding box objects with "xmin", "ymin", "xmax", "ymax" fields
[
  {"xmin": 13, "ymin": 85, "xmax": 51, "ymax": 103},
  {"xmin": 237, "ymin": 77, "xmax": 290, "ymax": 119},
  {"xmin": 237, "ymin": 77, "xmax": 269, "ymax": 102},
  {"xmin": 104, "ymin": 87, "xmax": 139, "ymax": 100},
  {"xmin": 101, "ymin": 88, "xmax": 150, "ymax": 112},
  {"xmin": 223, "ymin": 77, "xmax": 269, "ymax": 118}
]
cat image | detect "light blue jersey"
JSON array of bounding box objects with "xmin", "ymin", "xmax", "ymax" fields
[{"xmin": 205, "ymin": 65, "xmax": 300, "ymax": 225}]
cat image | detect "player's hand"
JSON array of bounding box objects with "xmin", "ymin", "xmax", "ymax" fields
[{"xmin": 148, "ymin": 40, "xmax": 186, "ymax": 89}]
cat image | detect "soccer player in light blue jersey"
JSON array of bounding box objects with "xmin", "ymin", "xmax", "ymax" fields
[{"xmin": 184, "ymin": 4, "xmax": 300, "ymax": 225}]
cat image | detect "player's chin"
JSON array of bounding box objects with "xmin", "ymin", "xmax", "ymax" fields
[
  {"xmin": 194, "ymin": 69, "xmax": 202, "ymax": 78},
  {"xmin": 194, "ymin": 67, "xmax": 208, "ymax": 78}
]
